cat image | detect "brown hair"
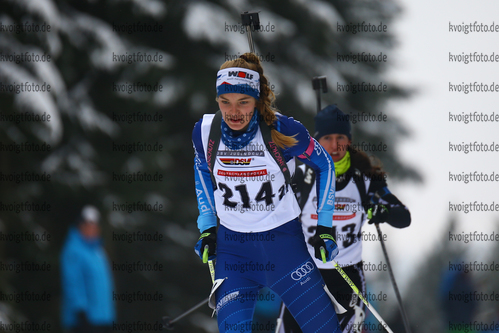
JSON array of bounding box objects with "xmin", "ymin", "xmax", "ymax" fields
[
  {"xmin": 219, "ymin": 53, "xmax": 297, "ymax": 149},
  {"xmin": 348, "ymin": 145, "xmax": 386, "ymax": 180}
]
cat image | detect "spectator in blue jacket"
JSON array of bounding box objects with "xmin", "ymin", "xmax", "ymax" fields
[{"xmin": 61, "ymin": 205, "xmax": 115, "ymax": 333}]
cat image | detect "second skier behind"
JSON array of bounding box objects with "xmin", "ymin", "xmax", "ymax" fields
[{"xmin": 278, "ymin": 104, "xmax": 411, "ymax": 333}]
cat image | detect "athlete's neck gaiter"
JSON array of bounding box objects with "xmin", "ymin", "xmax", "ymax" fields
[
  {"xmin": 334, "ymin": 151, "xmax": 351, "ymax": 176},
  {"xmin": 220, "ymin": 108, "xmax": 259, "ymax": 150}
]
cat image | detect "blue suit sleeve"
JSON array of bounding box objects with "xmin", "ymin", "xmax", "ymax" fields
[
  {"xmin": 278, "ymin": 115, "xmax": 336, "ymax": 228},
  {"xmin": 192, "ymin": 120, "xmax": 217, "ymax": 233}
]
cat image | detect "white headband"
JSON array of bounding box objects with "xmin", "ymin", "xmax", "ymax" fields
[{"xmin": 216, "ymin": 67, "xmax": 260, "ymax": 99}]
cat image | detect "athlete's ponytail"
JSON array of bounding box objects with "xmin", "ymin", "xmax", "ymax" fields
[{"xmin": 219, "ymin": 53, "xmax": 297, "ymax": 149}]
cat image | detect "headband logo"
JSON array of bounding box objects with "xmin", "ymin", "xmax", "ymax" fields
[{"xmin": 228, "ymin": 71, "xmax": 253, "ymax": 80}]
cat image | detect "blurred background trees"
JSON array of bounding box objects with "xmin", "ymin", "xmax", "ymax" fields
[{"xmin": 0, "ymin": 0, "xmax": 435, "ymax": 332}]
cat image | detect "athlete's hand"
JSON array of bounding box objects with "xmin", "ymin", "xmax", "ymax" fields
[
  {"xmin": 367, "ymin": 204, "xmax": 389, "ymax": 224},
  {"xmin": 309, "ymin": 226, "xmax": 338, "ymax": 263},
  {"xmin": 194, "ymin": 227, "xmax": 217, "ymax": 263}
]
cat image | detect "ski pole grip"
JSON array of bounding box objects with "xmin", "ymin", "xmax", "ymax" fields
[
  {"xmin": 320, "ymin": 246, "xmax": 327, "ymax": 263},
  {"xmin": 203, "ymin": 245, "xmax": 209, "ymax": 263},
  {"xmin": 241, "ymin": 11, "xmax": 260, "ymax": 54},
  {"xmin": 312, "ymin": 77, "xmax": 321, "ymax": 91},
  {"xmin": 241, "ymin": 12, "xmax": 260, "ymax": 30}
]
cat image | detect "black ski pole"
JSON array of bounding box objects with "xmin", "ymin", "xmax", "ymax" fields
[
  {"xmin": 241, "ymin": 11, "xmax": 260, "ymax": 53},
  {"xmin": 327, "ymin": 255, "xmax": 395, "ymax": 333},
  {"xmin": 312, "ymin": 76, "xmax": 327, "ymax": 113},
  {"xmin": 162, "ymin": 247, "xmax": 216, "ymax": 330},
  {"xmin": 162, "ymin": 297, "xmax": 209, "ymax": 330},
  {"xmin": 375, "ymin": 223, "xmax": 412, "ymax": 333}
]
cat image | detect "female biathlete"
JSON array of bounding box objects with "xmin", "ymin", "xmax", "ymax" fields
[
  {"xmin": 192, "ymin": 53, "xmax": 343, "ymax": 333},
  {"xmin": 278, "ymin": 104, "xmax": 411, "ymax": 333}
]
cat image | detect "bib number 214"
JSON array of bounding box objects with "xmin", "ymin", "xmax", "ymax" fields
[{"xmin": 218, "ymin": 181, "xmax": 288, "ymax": 208}]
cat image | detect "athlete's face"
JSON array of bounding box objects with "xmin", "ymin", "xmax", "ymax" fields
[
  {"xmin": 318, "ymin": 134, "xmax": 351, "ymax": 162},
  {"xmin": 218, "ymin": 93, "xmax": 256, "ymax": 131}
]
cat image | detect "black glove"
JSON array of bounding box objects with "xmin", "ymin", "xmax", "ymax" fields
[
  {"xmin": 308, "ymin": 226, "xmax": 339, "ymax": 263},
  {"xmin": 194, "ymin": 227, "xmax": 217, "ymax": 263},
  {"xmin": 367, "ymin": 204, "xmax": 389, "ymax": 224}
]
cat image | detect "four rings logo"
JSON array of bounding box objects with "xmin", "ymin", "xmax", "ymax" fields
[{"xmin": 291, "ymin": 261, "xmax": 315, "ymax": 281}]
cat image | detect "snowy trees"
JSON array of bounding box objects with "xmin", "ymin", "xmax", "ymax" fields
[{"xmin": 0, "ymin": 0, "xmax": 415, "ymax": 331}]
